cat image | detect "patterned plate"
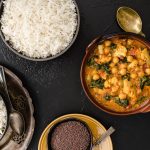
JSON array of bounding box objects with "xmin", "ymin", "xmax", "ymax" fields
[
  {"xmin": 38, "ymin": 114, "xmax": 113, "ymax": 150},
  {"xmin": 0, "ymin": 66, "xmax": 35, "ymax": 150}
]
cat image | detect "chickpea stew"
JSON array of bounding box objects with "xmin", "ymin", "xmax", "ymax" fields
[{"xmin": 84, "ymin": 38, "xmax": 150, "ymax": 112}]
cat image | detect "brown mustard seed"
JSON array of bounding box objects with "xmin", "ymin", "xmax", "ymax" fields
[{"xmin": 50, "ymin": 120, "xmax": 91, "ymax": 150}]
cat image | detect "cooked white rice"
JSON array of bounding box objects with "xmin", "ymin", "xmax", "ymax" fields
[
  {"xmin": 1, "ymin": 0, "xmax": 77, "ymax": 58},
  {"xmin": 0, "ymin": 99, "xmax": 7, "ymax": 137}
]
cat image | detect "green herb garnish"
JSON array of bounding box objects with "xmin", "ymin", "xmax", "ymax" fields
[
  {"xmin": 90, "ymin": 78, "xmax": 105, "ymax": 89},
  {"xmin": 126, "ymin": 45, "xmax": 132, "ymax": 50},
  {"xmin": 122, "ymin": 73, "xmax": 130, "ymax": 80},
  {"xmin": 136, "ymin": 96, "xmax": 147, "ymax": 104},
  {"xmin": 115, "ymin": 97, "xmax": 129, "ymax": 107},
  {"xmin": 87, "ymin": 55, "xmax": 98, "ymax": 66},
  {"xmin": 101, "ymin": 63, "xmax": 111, "ymax": 74},
  {"xmin": 120, "ymin": 57, "xmax": 127, "ymax": 63},
  {"xmin": 94, "ymin": 63, "xmax": 111, "ymax": 74},
  {"xmin": 140, "ymin": 76, "xmax": 150, "ymax": 90},
  {"xmin": 104, "ymin": 94, "xmax": 112, "ymax": 101},
  {"xmin": 110, "ymin": 43, "xmax": 117, "ymax": 50}
]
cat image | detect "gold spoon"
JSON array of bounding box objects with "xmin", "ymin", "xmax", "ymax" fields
[{"xmin": 117, "ymin": 6, "xmax": 145, "ymax": 37}]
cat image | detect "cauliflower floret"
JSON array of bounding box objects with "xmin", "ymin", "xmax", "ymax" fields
[
  {"xmin": 98, "ymin": 45, "xmax": 104, "ymax": 54},
  {"xmin": 114, "ymin": 44, "xmax": 127, "ymax": 57},
  {"xmin": 123, "ymin": 79, "xmax": 131, "ymax": 94},
  {"xmin": 141, "ymin": 48, "xmax": 150, "ymax": 65}
]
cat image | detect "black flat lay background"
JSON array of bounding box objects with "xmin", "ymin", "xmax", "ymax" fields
[{"xmin": 1, "ymin": 0, "xmax": 150, "ymax": 150}]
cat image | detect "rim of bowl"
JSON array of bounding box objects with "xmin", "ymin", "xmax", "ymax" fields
[
  {"xmin": 80, "ymin": 32, "xmax": 150, "ymax": 116},
  {"xmin": 47, "ymin": 118, "xmax": 93, "ymax": 150},
  {"xmin": 0, "ymin": 0, "xmax": 80, "ymax": 61}
]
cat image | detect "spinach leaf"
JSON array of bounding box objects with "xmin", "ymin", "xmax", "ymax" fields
[
  {"xmin": 110, "ymin": 43, "xmax": 117, "ymax": 50},
  {"xmin": 115, "ymin": 97, "xmax": 129, "ymax": 107},
  {"xmin": 87, "ymin": 55, "xmax": 98, "ymax": 66},
  {"xmin": 101, "ymin": 63, "xmax": 111, "ymax": 74},
  {"xmin": 90, "ymin": 78, "xmax": 105, "ymax": 89},
  {"xmin": 140, "ymin": 76, "xmax": 150, "ymax": 90},
  {"xmin": 145, "ymin": 77, "xmax": 150, "ymax": 86},
  {"xmin": 136, "ymin": 96, "xmax": 147, "ymax": 104},
  {"xmin": 94, "ymin": 64, "xmax": 102, "ymax": 70},
  {"xmin": 122, "ymin": 73, "xmax": 130, "ymax": 80},
  {"xmin": 120, "ymin": 57, "xmax": 127, "ymax": 63},
  {"xmin": 104, "ymin": 94, "xmax": 112, "ymax": 101},
  {"xmin": 94, "ymin": 63, "xmax": 111, "ymax": 74},
  {"xmin": 126, "ymin": 45, "xmax": 132, "ymax": 50}
]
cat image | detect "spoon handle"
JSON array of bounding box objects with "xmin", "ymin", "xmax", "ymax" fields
[
  {"xmin": 93, "ymin": 126, "xmax": 115, "ymax": 146},
  {"xmin": 139, "ymin": 31, "xmax": 146, "ymax": 37},
  {"xmin": 0, "ymin": 66, "xmax": 13, "ymax": 111}
]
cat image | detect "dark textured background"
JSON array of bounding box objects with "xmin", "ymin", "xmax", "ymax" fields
[{"xmin": 1, "ymin": 0, "xmax": 150, "ymax": 150}]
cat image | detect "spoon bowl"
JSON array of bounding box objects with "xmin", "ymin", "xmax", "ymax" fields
[
  {"xmin": 9, "ymin": 111, "xmax": 25, "ymax": 135},
  {"xmin": 117, "ymin": 6, "xmax": 145, "ymax": 37}
]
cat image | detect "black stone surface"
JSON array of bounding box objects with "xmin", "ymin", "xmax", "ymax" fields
[{"xmin": 1, "ymin": 0, "xmax": 150, "ymax": 150}]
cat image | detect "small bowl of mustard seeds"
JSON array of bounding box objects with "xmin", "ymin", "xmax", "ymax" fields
[{"xmin": 48, "ymin": 118, "xmax": 92, "ymax": 150}]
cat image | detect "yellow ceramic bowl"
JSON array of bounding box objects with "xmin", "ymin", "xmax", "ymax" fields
[{"xmin": 38, "ymin": 114, "xmax": 113, "ymax": 150}]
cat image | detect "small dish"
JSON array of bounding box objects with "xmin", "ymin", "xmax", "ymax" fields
[
  {"xmin": 38, "ymin": 114, "xmax": 113, "ymax": 150},
  {"xmin": 0, "ymin": 0, "xmax": 80, "ymax": 61},
  {"xmin": 48, "ymin": 118, "xmax": 92, "ymax": 150}
]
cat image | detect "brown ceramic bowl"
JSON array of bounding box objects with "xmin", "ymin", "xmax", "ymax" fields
[{"xmin": 80, "ymin": 32, "xmax": 150, "ymax": 115}]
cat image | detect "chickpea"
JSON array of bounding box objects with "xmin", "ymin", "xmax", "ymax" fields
[
  {"xmin": 119, "ymin": 92, "xmax": 127, "ymax": 99},
  {"xmin": 109, "ymin": 100, "xmax": 114, "ymax": 103},
  {"xmin": 110, "ymin": 63, "xmax": 115, "ymax": 67},
  {"xmin": 97, "ymin": 89, "xmax": 104, "ymax": 95},
  {"xmin": 140, "ymin": 66, "xmax": 143, "ymax": 69},
  {"xmin": 127, "ymin": 39, "xmax": 133, "ymax": 45},
  {"xmin": 86, "ymin": 75, "xmax": 91, "ymax": 81},
  {"xmin": 132, "ymin": 60, "xmax": 138, "ymax": 65},
  {"xmin": 130, "ymin": 98, "xmax": 136, "ymax": 105},
  {"xmin": 134, "ymin": 67, "xmax": 139, "ymax": 72},
  {"xmin": 93, "ymin": 88, "xmax": 99, "ymax": 93},
  {"xmin": 92, "ymin": 70, "xmax": 97, "ymax": 75},
  {"xmin": 110, "ymin": 91, "xmax": 116, "ymax": 96},
  {"xmin": 112, "ymin": 67, "xmax": 118, "ymax": 74},
  {"xmin": 104, "ymin": 48, "xmax": 110, "ymax": 55},
  {"xmin": 119, "ymin": 63, "xmax": 127, "ymax": 69},
  {"xmin": 120, "ymin": 68, "xmax": 127, "ymax": 75},
  {"xmin": 111, "ymin": 77, "xmax": 118, "ymax": 84},
  {"xmin": 93, "ymin": 74, "xmax": 100, "ymax": 80},
  {"xmin": 138, "ymin": 71, "xmax": 145, "ymax": 77},
  {"xmin": 128, "ymin": 60, "xmax": 138, "ymax": 69},
  {"xmin": 127, "ymin": 56, "xmax": 133, "ymax": 62},
  {"xmin": 138, "ymin": 59, "xmax": 145, "ymax": 65},
  {"xmin": 111, "ymin": 86, "xmax": 119, "ymax": 92},
  {"xmin": 104, "ymin": 81, "xmax": 110, "ymax": 88},
  {"xmin": 113, "ymin": 57, "xmax": 119, "ymax": 64},
  {"xmin": 104, "ymin": 40, "xmax": 111, "ymax": 47},
  {"xmin": 145, "ymin": 68, "xmax": 150, "ymax": 75},
  {"xmin": 130, "ymin": 73, "xmax": 137, "ymax": 79},
  {"xmin": 137, "ymin": 88, "xmax": 142, "ymax": 95},
  {"xmin": 107, "ymin": 56, "xmax": 112, "ymax": 62},
  {"xmin": 100, "ymin": 55, "xmax": 111, "ymax": 63}
]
